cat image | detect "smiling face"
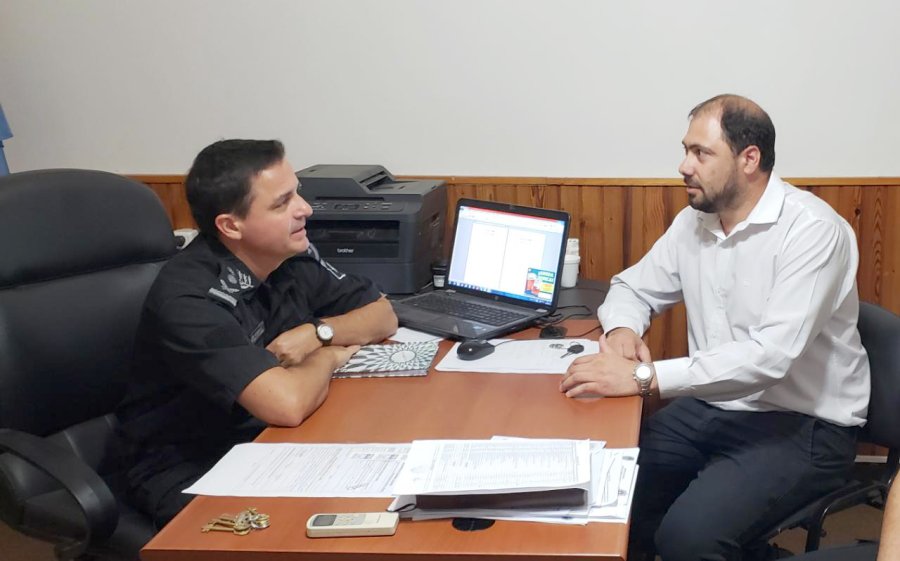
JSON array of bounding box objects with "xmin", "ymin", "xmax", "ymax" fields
[
  {"xmin": 221, "ymin": 158, "xmax": 313, "ymax": 274},
  {"xmin": 678, "ymin": 111, "xmax": 743, "ymax": 214}
]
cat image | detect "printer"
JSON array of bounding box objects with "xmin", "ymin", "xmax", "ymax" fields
[{"xmin": 297, "ymin": 164, "xmax": 446, "ymax": 294}]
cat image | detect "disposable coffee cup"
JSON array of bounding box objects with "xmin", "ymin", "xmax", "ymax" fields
[{"xmin": 561, "ymin": 254, "xmax": 580, "ymax": 288}]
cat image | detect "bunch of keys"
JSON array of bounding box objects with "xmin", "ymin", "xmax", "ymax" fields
[{"xmin": 202, "ymin": 507, "xmax": 270, "ymax": 535}]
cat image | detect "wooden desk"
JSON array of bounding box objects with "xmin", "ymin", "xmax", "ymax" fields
[{"xmin": 141, "ymin": 320, "xmax": 641, "ymax": 561}]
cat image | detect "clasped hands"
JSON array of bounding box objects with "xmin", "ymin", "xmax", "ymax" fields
[{"xmin": 559, "ymin": 327, "xmax": 651, "ymax": 398}]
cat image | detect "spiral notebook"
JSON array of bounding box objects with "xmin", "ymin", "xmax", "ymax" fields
[{"xmin": 333, "ymin": 341, "xmax": 440, "ymax": 378}]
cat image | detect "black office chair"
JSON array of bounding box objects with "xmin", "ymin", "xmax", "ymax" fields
[
  {"xmin": 764, "ymin": 301, "xmax": 900, "ymax": 553},
  {"xmin": 0, "ymin": 169, "xmax": 176, "ymax": 560}
]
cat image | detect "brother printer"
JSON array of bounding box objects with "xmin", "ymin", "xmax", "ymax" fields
[{"xmin": 297, "ymin": 164, "xmax": 446, "ymax": 294}]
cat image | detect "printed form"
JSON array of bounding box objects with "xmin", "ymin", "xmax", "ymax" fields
[
  {"xmin": 393, "ymin": 438, "xmax": 591, "ymax": 495},
  {"xmin": 183, "ymin": 443, "xmax": 409, "ymax": 497}
]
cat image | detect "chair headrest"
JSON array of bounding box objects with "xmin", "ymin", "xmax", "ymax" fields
[{"xmin": 0, "ymin": 169, "xmax": 176, "ymax": 288}]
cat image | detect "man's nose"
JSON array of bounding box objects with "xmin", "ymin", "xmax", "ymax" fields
[
  {"xmin": 678, "ymin": 156, "xmax": 692, "ymax": 178},
  {"xmin": 293, "ymin": 194, "xmax": 312, "ymax": 217}
]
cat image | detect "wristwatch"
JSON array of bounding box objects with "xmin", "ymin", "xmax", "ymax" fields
[
  {"xmin": 632, "ymin": 362, "xmax": 655, "ymax": 397},
  {"xmin": 312, "ymin": 319, "xmax": 334, "ymax": 346}
]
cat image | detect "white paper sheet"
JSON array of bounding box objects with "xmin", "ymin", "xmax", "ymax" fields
[
  {"xmin": 392, "ymin": 438, "xmax": 591, "ymax": 496},
  {"xmin": 388, "ymin": 327, "xmax": 444, "ymax": 343},
  {"xmin": 435, "ymin": 338, "xmax": 599, "ymax": 374},
  {"xmin": 182, "ymin": 443, "xmax": 409, "ymax": 497}
]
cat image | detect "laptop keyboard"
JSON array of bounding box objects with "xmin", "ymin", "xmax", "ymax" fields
[{"xmin": 407, "ymin": 293, "xmax": 531, "ymax": 326}]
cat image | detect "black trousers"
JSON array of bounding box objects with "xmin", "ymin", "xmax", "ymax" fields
[
  {"xmin": 128, "ymin": 461, "xmax": 208, "ymax": 530},
  {"xmin": 629, "ymin": 398, "xmax": 858, "ymax": 561}
]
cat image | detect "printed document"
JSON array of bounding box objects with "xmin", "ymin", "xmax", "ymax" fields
[
  {"xmin": 393, "ymin": 438, "xmax": 591, "ymax": 496},
  {"xmin": 183, "ymin": 442, "xmax": 409, "ymax": 497}
]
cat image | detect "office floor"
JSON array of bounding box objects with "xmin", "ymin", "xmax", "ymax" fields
[{"xmin": 0, "ymin": 502, "xmax": 883, "ymax": 561}]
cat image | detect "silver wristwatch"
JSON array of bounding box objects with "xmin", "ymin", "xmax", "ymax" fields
[
  {"xmin": 313, "ymin": 320, "xmax": 334, "ymax": 346},
  {"xmin": 632, "ymin": 362, "xmax": 655, "ymax": 397}
]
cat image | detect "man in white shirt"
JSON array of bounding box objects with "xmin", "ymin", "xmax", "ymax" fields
[{"xmin": 560, "ymin": 94, "xmax": 870, "ymax": 561}]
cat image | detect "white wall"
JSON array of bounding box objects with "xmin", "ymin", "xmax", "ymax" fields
[{"xmin": 1, "ymin": 0, "xmax": 898, "ymax": 177}]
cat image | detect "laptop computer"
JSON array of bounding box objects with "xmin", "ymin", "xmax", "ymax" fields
[{"xmin": 392, "ymin": 198, "xmax": 570, "ymax": 340}]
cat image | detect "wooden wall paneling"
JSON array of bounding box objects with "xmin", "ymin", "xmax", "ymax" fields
[
  {"xmin": 856, "ymin": 186, "xmax": 885, "ymax": 306},
  {"xmin": 135, "ymin": 176, "xmax": 196, "ymax": 230},
  {"xmin": 880, "ymin": 186, "xmax": 900, "ymax": 313},
  {"xmin": 597, "ymin": 185, "xmax": 626, "ymax": 281}
]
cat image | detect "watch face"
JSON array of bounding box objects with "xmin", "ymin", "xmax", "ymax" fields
[
  {"xmin": 635, "ymin": 364, "xmax": 653, "ymax": 382},
  {"xmin": 317, "ymin": 323, "xmax": 334, "ymax": 341}
]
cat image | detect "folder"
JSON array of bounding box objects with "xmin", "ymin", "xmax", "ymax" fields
[{"xmin": 415, "ymin": 487, "xmax": 587, "ymax": 510}]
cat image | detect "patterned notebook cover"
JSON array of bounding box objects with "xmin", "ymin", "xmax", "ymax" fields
[{"xmin": 333, "ymin": 341, "xmax": 440, "ymax": 378}]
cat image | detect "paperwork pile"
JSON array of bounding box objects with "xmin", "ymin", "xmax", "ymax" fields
[
  {"xmin": 183, "ymin": 438, "xmax": 638, "ymax": 525},
  {"xmin": 388, "ymin": 438, "xmax": 638, "ymax": 525}
]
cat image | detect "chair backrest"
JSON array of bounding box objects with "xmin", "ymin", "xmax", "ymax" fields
[
  {"xmin": 857, "ymin": 301, "xmax": 900, "ymax": 451},
  {"xmin": 0, "ymin": 169, "xmax": 175, "ymax": 439}
]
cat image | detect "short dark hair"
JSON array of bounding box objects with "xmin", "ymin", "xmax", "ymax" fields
[
  {"xmin": 185, "ymin": 139, "xmax": 286, "ymax": 236},
  {"xmin": 689, "ymin": 94, "xmax": 776, "ymax": 172}
]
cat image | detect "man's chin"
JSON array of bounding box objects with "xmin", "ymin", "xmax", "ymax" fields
[
  {"xmin": 688, "ymin": 197, "xmax": 716, "ymax": 213},
  {"xmin": 289, "ymin": 237, "xmax": 310, "ymax": 254}
]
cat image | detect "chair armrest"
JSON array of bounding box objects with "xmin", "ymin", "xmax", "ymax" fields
[
  {"xmin": 0, "ymin": 428, "xmax": 118, "ymax": 543},
  {"xmin": 800, "ymin": 481, "xmax": 889, "ymax": 552},
  {"xmin": 814, "ymin": 481, "xmax": 889, "ymax": 524}
]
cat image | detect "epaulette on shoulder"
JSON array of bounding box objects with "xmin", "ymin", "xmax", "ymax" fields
[{"xmin": 207, "ymin": 287, "xmax": 238, "ymax": 307}]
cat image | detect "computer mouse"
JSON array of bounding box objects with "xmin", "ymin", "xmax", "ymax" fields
[{"xmin": 456, "ymin": 339, "xmax": 495, "ymax": 361}]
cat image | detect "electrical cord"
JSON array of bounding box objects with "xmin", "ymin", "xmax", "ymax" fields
[{"xmin": 535, "ymin": 305, "xmax": 594, "ymax": 327}]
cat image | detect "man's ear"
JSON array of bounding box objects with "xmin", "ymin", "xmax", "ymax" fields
[
  {"xmin": 214, "ymin": 213, "xmax": 242, "ymax": 241},
  {"xmin": 741, "ymin": 145, "xmax": 761, "ymax": 174}
]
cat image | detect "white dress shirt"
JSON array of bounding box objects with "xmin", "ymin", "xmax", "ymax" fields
[{"xmin": 599, "ymin": 175, "xmax": 869, "ymax": 427}]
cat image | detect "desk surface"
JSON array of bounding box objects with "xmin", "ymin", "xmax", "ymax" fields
[{"xmin": 141, "ymin": 320, "xmax": 641, "ymax": 561}]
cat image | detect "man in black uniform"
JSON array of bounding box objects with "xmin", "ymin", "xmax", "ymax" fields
[{"xmin": 116, "ymin": 139, "xmax": 398, "ymax": 528}]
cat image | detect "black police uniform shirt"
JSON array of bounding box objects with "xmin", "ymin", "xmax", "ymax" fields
[{"xmin": 115, "ymin": 234, "xmax": 382, "ymax": 493}]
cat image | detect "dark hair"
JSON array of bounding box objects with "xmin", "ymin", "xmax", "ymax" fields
[
  {"xmin": 689, "ymin": 94, "xmax": 776, "ymax": 172},
  {"xmin": 185, "ymin": 139, "xmax": 286, "ymax": 236}
]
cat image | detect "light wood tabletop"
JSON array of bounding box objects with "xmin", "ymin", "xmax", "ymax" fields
[{"xmin": 141, "ymin": 320, "xmax": 641, "ymax": 561}]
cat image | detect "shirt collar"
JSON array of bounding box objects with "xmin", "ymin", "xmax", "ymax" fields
[
  {"xmin": 205, "ymin": 236, "xmax": 263, "ymax": 297},
  {"xmin": 698, "ymin": 173, "xmax": 785, "ymax": 238},
  {"xmin": 744, "ymin": 173, "xmax": 785, "ymax": 225}
]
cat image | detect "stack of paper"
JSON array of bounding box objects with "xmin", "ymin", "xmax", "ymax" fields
[
  {"xmin": 182, "ymin": 438, "xmax": 638, "ymax": 525},
  {"xmin": 388, "ymin": 438, "xmax": 639, "ymax": 525},
  {"xmin": 435, "ymin": 339, "xmax": 599, "ymax": 374}
]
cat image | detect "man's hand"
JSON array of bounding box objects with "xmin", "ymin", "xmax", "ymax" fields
[
  {"xmin": 559, "ymin": 334, "xmax": 639, "ymax": 398},
  {"xmin": 266, "ymin": 323, "xmax": 320, "ymax": 367},
  {"xmin": 604, "ymin": 327, "xmax": 651, "ymax": 362},
  {"xmin": 313, "ymin": 344, "xmax": 361, "ymax": 371}
]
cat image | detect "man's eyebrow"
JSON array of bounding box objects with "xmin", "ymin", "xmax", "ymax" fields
[
  {"xmin": 683, "ymin": 141, "xmax": 712, "ymax": 153},
  {"xmin": 271, "ymin": 188, "xmax": 295, "ymax": 208}
]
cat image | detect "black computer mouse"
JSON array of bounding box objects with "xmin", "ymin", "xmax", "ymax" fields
[{"xmin": 456, "ymin": 339, "xmax": 495, "ymax": 361}]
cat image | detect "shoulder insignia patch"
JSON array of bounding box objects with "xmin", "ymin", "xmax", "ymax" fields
[{"xmin": 208, "ymin": 287, "xmax": 238, "ymax": 307}]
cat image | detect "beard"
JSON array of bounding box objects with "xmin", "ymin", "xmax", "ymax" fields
[{"xmin": 686, "ymin": 167, "xmax": 742, "ymax": 214}]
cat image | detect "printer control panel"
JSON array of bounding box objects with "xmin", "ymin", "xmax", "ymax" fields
[{"xmin": 310, "ymin": 200, "xmax": 402, "ymax": 213}]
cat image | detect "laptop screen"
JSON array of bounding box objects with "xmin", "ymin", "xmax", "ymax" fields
[{"xmin": 447, "ymin": 201, "xmax": 569, "ymax": 306}]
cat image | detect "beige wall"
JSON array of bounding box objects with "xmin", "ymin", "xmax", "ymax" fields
[{"xmin": 1, "ymin": 1, "xmax": 899, "ymax": 176}]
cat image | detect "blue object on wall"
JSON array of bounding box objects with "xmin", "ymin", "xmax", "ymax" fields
[{"xmin": 0, "ymin": 104, "xmax": 12, "ymax": 175}]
